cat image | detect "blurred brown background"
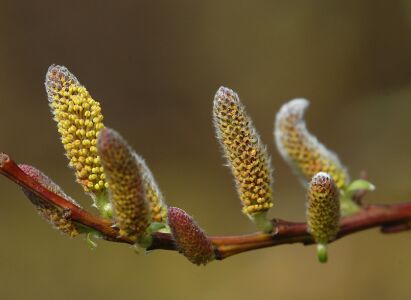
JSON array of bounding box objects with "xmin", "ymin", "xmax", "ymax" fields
[{"xmin": 1, "ymin": 1, "xmax": 411, "ymax": 299}]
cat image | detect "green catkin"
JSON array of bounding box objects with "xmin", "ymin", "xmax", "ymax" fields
[
  {"xmin": 19, "ymin": 164, "xmax": 80, "ymax": 237},
  {"xmin": 213, "ymin": 87, "xmax": 273, "ymax": 218},
  {"xmin": 306, "ymin": 172, "xmax": 340, "ymax": 263},
  {"xmin": 97, "ymin": 127, "xmax": 150, "ymax": 242},
  {"xmin": 274, "ymin": 99, "xmax": 349, "ymax": 190},
  {"xmin": 168, "ymin": 207, "xmax": 214, "ymax": 265}
]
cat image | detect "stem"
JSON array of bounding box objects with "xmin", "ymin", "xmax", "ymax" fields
[
  {"xmin": 251, "ymin": 211, "xmax": 274, "ymax": 233},
  {"xmin": 93, "ymin": 191, "xmax": 113, "ymax": 219},
  {"xmin": 2, "ymin": 152, "xmax": 411, "ymax": 261},
  {"xmin": 317, "ymin": 244, "xmax": 328, "ymax": 263}
]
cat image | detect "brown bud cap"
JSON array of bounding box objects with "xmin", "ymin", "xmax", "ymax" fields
[
  {"xmin": 97, "ymin": 127, "xmax": 150, "ymax": 242},
  {"xmin": 19, "ymin": 164, "xmax": 80, "ymax": 237},
  {"xmin": 168, "ymin": 207, "xmax": 214, "ymax": 265}
]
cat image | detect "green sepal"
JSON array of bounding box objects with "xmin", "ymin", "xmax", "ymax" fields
[
  {"xmin": 73, "ymin": 222, "xmax": 94, "ymax": 234},
  {"xmin": 251, "ymin": 211, "xmax": 274, "ymax": 233},
  {"xmin": 137, "ymin": 233, "xmax": 153, "ymax": 249},
  {"xmin": 345, "ymin": 179, "xmax": 375, "ymax": 198},
  {"xmin": 86, "ymin": 231, "xmax": 102, "ymax": 249},
  {"xmin": 339, "ymin": 179, "xmax": 375, "ymax": 216},
  {"xmin": 93, "ymin": 191, "xmax": 113, "ymax": 219},
  {"xmin": 340, "ymin": 193, "xmax": 361, "ymax": 217},
  {"xmin": 148, "ymin": 222, "xmax": 167, "ymax": 233},
  {"xmin": 136, "ymin": 222, "xmax": 169, "ymax": 249}
]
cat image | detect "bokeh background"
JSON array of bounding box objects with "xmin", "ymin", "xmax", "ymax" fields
[{"xmin": 1, "ymin": 1, "xmax": 411, "ymax": 299}]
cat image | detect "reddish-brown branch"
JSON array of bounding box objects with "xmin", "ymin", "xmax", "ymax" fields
[
  {"xmin": 1, "ymin": 152, "xmax": 411, "ymax": 260},
  {"xmin": 0, "ymin": 153, "xmax": 132, "ymax": 244}
]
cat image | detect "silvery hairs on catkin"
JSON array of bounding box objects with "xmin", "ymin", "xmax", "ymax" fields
[
  {"xmin": 45, "ymin": 65, "xmax": 107, "ymax": 196},
  {"xmin": 274, "ymin": 98, "xmax": 349, "ymax": 189},
  {"xmin": 213, "ymin": 86, "xmax": 273, "ymax": 217},
  {"xmin": 97, "ymin": 127, "xmax": 150, "ymax": 242},
  {"xmin": 133, "ymin": 153, "xmax": 168, "ymax": 223},
  {"xmin": 306, "ymin": 172, "xmax": 340, "ymax": 244}
]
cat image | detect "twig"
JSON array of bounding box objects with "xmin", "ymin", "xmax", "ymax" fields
[{"xmin": 1, "ymin": 152, "xmax": 411, "ymax": 260}]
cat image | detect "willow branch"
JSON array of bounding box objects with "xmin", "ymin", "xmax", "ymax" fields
[{"xmin": 1, "ymin": 152, "xmax": 411, "ymax": 260}]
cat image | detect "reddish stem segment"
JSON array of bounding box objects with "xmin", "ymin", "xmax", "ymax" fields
[
  {"xmin": 0, "ymin": 153, "xmax": 132, "ymax": 244},
  {"xmin": 1, "ymin": 152, "xmax": 411, "ymax": 260}
]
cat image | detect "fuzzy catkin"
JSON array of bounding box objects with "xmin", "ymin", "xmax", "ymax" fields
[
  {"xmin": 168, "ymin": 207, "xmax": 214, "ymax": 265},
  {"xmin": 45, "ymin": 65, "xmax": 106, "ymax": 194},
  {"xmin": 213, "ymin": 87, "xmax": 273, "ymax": 215},
  {"xmin": 19, "ymin": 164, "xmax": 80, "ymax": 237},
  {"xmin": 306, "ymin": 172, "xmax": 340, "ymax": 244},
  {"xmin": 274, "ymin": 99, "xmax": 349, "ymax": 189},
  {"xmin": 97, "ymin": 127, "xmax": 150, "ymax": 241},
  {"xmin": 134, "ymin": 154, "xmax": 168, "ymax": 223}
]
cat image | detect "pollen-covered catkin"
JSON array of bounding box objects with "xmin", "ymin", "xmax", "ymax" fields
[
  {"xmin": 213, "ymin": 87, "xmax": 273, "ymax": 216},
  {"xmin": 45, "ymin": 65, "xmax": 106, "ymax": 194},
  {"xmin": 168, "ymin": 207, "xmax": 214, "ymax": 265},
  {"xmin": 134, "ymin": 154, "xmax": 168, "ymax": 223},
  {"xmin": 274, "ymin": 99, "xmax": 349, "ymax": 189},
  {"xmin": 19, "ymin": 164, "xmax": 80, "ymax": 237},
  {"xmin": 306, "ymin": 172, "xmax": 340, "ymax": 244},
  {"xmin": 97, "ymin": 127, "xmax": 150, "ymax": 242}
]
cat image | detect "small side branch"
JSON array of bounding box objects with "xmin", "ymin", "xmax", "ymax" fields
[{"xmin": 1, "ymin": 152, "xmax": 411, "ymax": 260}]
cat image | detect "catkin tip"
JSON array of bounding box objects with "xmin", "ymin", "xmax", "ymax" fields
[
  {"xmin": 214, "ymin": 86, "xmax": 239, "ymax": 103},
  {"xmin": 277, "ymin": 98, "xmax": 309, "ymax": 117}
]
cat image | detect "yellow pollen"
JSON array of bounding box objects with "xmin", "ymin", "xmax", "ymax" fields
[{"xmin": 45, "ymin": 65, "xmax": 107, "ymax": 194}]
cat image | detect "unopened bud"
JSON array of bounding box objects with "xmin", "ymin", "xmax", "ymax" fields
[{"xmin": 168, "ymin": 207, "xmax": 214, "ymax": 265}]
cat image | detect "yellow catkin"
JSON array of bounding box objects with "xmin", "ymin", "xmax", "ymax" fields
[
  {"xmin": 97, "ymin": 127, "xmax": 150, "ymax": 241},
  {"xmin": 45, "ymin": 65, "xmax": 106, "ymax": 194},
  {"xmin": 134, "ymin": 154, "xmax": 168, "ymax": 223},
  {"xmin": 274, "ymin": 99, "xmax": 349, "ymax": 189},
  {"xmin": 306, "ymin": 172, "xmax": 340, "ymax": 244},
  {"xmin": 19, "ymin": 164, "xmax": 80, "ymax": 237},
  {"xmin": 213, "ymin": 86, "xmax": 273, "ymax": 215}
]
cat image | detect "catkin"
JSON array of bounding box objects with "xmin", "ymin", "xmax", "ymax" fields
[
  {"xmin": 45, "ymin": 65, "xmax": 106, "ymax": 194},
  {"xmin": 97, "ymin": 127, "xmax": 150, "ymax": 241},
  {"xmin": 213, "ymin": 87, "xmax": 273, "ymax": 216},
  {"xmin": 306, "ymin": 172, "xmax": 340, "ymax": 244},
  {"xmin": 275, "ymin": 99, "xmax": 349, "ymax": 189},
  {"xmin": 134, "ymin": 154, "xmax": 168, "ymax": 223}
]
